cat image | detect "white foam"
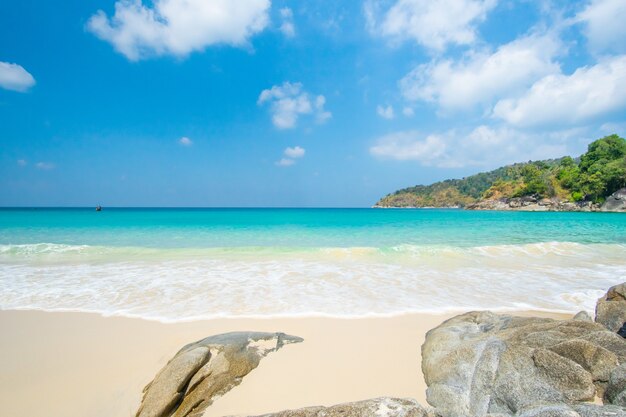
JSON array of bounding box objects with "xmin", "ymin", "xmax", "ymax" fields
[{"xmin": 0, "ymin": 242, "xmax": 624, "ymax": 322}]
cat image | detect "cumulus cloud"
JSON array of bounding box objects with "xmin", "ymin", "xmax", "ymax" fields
[
  {"xmin": 178, "ymin": 136, "xmax": 193, "ymax": 146},
  {"xmin": 576, "ymin": 0, "xmax": 626, "ymax": 53},
  {"xmin": 370, "ymin": 125, "xmax": 577, "ymax": 168},
  {"xmin": 366, "ymin": 0, "xmax": 497, "ymax": 51},
  {"xmin": 377, "ymin": 105, "xmax": 395, "ymax": 119},
  {"xmin": 284, "ymin": 146, "xmax": 305, "ymax": 158},
  {"xmin": 279, "ymin": 7, "xmax": 295, "ymax": 37},
  {"xmin": 402, "ymin": 107, "xmax": 414, "ymax": 117},
  {"xmin": 17, "ymin": 159, "xmax": 27, "ymax": 166},
  {"xmin": 370, "ymin": 130, "xmax": 447, "ymax": 163},
  {"xmin": 276, "ymin": 146, "xmax": 305, "ymax": 167},
  {"xmin": 258, "ymin": 82, "xmax": 331, "ymax": 129},
  {"xmin": 87, "ymin": 0, "xmax": 270, "ymax": 60},
  {"xmin": 35, "ymin": 162, "xmax": 55, "ymax": 170},
  {"xmin": 400, "ymin": 33, "xmax": 561, "ymax": 111},
  {"xmin": 0, "ymin": 62, "xmax": 36, "ymax": 92},
  {"xmin": 493, "ymin": 55, "xmax": 626, "ymax": 127}
]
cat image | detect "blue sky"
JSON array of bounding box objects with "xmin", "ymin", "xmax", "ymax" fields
[{"xmin": 1, "ymin": 0, "xmax": 625, "ymax": 207}]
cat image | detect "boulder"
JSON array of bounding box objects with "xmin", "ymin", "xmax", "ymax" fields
[
  {"xmin": 605, "ymin": 365, "xmax": 626, "ymax": 406},
  {"xmin": 572, "ymin": 403, "xmax": 626, "ymax": 417},
  {"xmin": 255, "ymin": 397, "xmax": 438, "ymax": 417},
  {"xmin": 422, "ymin": 311, "xmax": 626, "ymax": 417},
  {"xmin": 595, "ymin": 283, "xmax": 626, "ymax": 333},
  {"xmin": 573, "ymin": 312, "xmax": 593, "ymax": 322},
  {"xmin": 135, "ymin": 331, "xmax": 303, "ymax": 417},
  {"xmin": 601, "ymin": 188, "xmax": 626, "ymax": 212}
]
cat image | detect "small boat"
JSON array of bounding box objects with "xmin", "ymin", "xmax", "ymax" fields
[{"xmin": 96, "ymin": 205, "xmax": 102, "ymax": 211}]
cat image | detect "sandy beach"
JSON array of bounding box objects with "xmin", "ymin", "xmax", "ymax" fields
[{"xmin": 0, "ymin": 309, "xmax": 570, "ymax": 417}]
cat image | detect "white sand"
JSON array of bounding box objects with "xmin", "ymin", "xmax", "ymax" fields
[{"xmin": 0, "ymin": 310, "xmax": 569, "ymax": 417}]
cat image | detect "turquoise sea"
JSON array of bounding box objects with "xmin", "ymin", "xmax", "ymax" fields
[{"xmin": 1, "ymin": 208, "xmax": 625, "ymax": 321}]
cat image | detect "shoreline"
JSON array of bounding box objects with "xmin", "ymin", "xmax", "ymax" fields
[{"xmin": 0, "ymin": 308, "xmax": 571, "ymax": 417}]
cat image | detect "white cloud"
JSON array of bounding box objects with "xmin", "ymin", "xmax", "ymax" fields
[
  {"xmin": 370, "ymin": 125, "xmax": 577, "ymax": 168},
  {"xmin": 0, "ymin": 62, "xmax": 36, "ymax": 92},
  {"xmin": 276, "ymin": 146, "xmax": 306, "ymax": 167},
  {"xmin": 370, "ymin": 130, "xmax": 447, "ymax": 163},
  {"xmin": 284, "ymin": 146, "xmax": 305, "ymax": 158},
  {"xmin": 276, "ymin": 157, "xmax": 296, "ymax": 167},
  {"xmin": 87, "ymin": 0, "xmax": 270, "ymax": 60},
  {"xmin": 36, "ymin": 162, "xmax": 55, "ymax": 170},
  {"xmin": 493, "ymin": 55, "xmax": 626, "ymax": 127},
  {"xmin": 178, "ymin": 136, "xmax": 193, "ymax": 146},
  {"xmin": 279, "ymin": 7, "xmax": 295, "ymax": 37},
  {"xmin": 366, "ymin": 0, "xmax": 497, "ymax": 51},
  {"xmin": 402, "ymin": 107, "xmax": 414, "ymax": 117},
  {"xmin": 400, "ymin": 33, "xmax": 561, "ymax": 111},
  {"xmin": 576, "ymin": 0, "xmax": 626, "ymax": 53},
  {"xmin": 377, "ymin": 105, "xmax": 395, "ymax": 119},
  {"xmin": 258, "ymin": 82, "xmax": 331, "ymax": 129},
  {"xmin": 17, "ymin": 159, "xmax": 27, "ymax": 167},
  {"xmin": 315, "ymin": 95, "xmax": 332, "ymax": 124}
]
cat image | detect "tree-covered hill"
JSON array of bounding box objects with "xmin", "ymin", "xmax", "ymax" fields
[{"xmin": 374, "ymin": 135, "xmax": 626, "ymax": 208}]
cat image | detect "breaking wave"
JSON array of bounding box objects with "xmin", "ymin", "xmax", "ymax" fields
[{"xmin": 1, "ymin": 241, "xmax": 624, "ymax": 322}]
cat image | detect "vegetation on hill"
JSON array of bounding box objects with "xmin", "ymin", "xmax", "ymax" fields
[{"xmin": 375, "ymin": 135, "xmax": 626, "ymax": 208}]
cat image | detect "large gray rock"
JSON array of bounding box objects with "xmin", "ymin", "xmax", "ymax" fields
[
  {"xmin": 601, "ymin": 188, "xmax": 626, "ymax": 212},
  {"xmin": 573, "ymin": 403, "xmax": 626, "ymax": 417},
  {"xmin": 605, "ymin": 364, "xmax": 626, "ymax": 406},
  {"xmin": 596, "ymin": 283, "xmax": 626, "ymax": 333},
  {"xmin": 422, "ymin": 311, "xmax": 626, "ymax": 417},
  {"xmin": 255, "ymin": 397, "xmax": 439, "ymax": 417},
  {"xmin": 136, "ymin": 331, "xmax": 303, "ymax": 417},
  {"xmin": 573, "ymin": 311, "xmax": 593, "ymax": 322}
]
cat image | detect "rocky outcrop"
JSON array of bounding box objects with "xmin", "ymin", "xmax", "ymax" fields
[
  {"xmin": 596, "ymin": 283, "xmax": 626, "ymax": 333},
  {"xmin": 255, "ymin": 398, "xmax": 439, "ymax": 417},
  {"xmin": 605, "ymin": 365, "xmax": 626, "ymax": 407},
  {"xmin": 422, "ymin": 311, "xmax": 626, "ymax": 417},
  {"xmin": 459, "ymin": 188, "xmax": 626, "ymax": 212},
  {"xmin": 601, "ymin": 189, "xmax": 626, "ymax": 212},
  {"xmin": 135, "ymin": 331, "xmax": 303, "ymax": 417},
  {"xmin": 466, "ymin": 197, "xmax": 601, "ymax": 212}
]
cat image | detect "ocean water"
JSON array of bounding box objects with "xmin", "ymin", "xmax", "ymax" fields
[{"xmin": 1, "ymin": 208, "xmax": 625, "ymax": 322}]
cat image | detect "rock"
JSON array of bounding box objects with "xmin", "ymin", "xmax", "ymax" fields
[
  {"xmin": 596, "ymin": 283, "xmax": 626, "ymax": 333},
  {"xmin": 601, "ymin": 188, "xmax": 626, "ymax": 212},
  {"xmin": 255, "ymin": 397, "xmax": 439, "ymax": 417},
  {"xmin": 573, "ymin": 403, "xmax": 626, "ymax": 417},
  {"xmin": 574, "ymin": 312, "xmax": 594, "ymax": 322},
  {"xmin": 135, "ymin": 331, "xmax": 303, "ymax": 417},
  {"xmin": 549, "ymin": 339, "xmax": 618, "ymax": 384},
  {"xmin": 487, "ymin": 403, "xmax": 626, "ymax": 417},
  {"xmin": 605, "ymin": 365, "xmax": 626, "ymax": 406},
  {"xmin": 422, "ymin": 311, "xmax": 626, "ymax": 417},
  {"xmin": 516, "ymin": 404, "xmax": 580, "ymax": 417},
  {"xmin": 466, "ymin": 198, "xmax": 601, "ymax": 212}
]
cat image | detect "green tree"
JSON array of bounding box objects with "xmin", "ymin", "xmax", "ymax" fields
[
  {"xmin": 556, "ymin": 157, "xmax": 580, "ymax": 190},
  {"xmin": 577, "ymin": 135, "xmax": 626, "ymax": 200},
  {"xmin": 579, "ymin": 134, "xmax": 626, "ymax": 172},
  {"xmin": 516, "ymin": 164, "xmax": 551, "ymax": 197}
]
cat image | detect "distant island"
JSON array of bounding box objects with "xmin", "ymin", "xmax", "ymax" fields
[{"xmin": 374, "ymin": 134, "xmax": 626, "ymax": 212}]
